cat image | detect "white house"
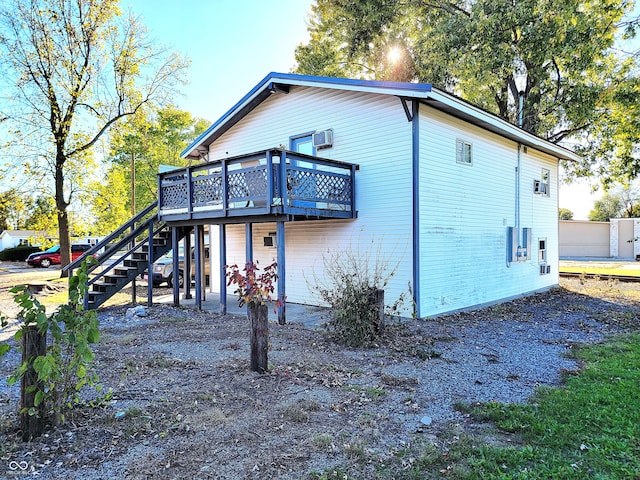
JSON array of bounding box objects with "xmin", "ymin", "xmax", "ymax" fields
[
  {"xmin": 0, "ymin": 230, "xmax": 47, "ymax": 251},
  {"xmin": 161, "ymin": 73, "xmax": 579, "ymax": 319}
]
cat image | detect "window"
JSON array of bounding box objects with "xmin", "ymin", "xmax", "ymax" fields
[
  {"xmin": 456, "ymin": 139, "xmax": 472, "ymax": 165},
  {"xmin": 534, "ymin": 168, "xmax": 550, "ymax": 196}
]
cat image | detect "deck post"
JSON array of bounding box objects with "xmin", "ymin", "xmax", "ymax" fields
[
  {"xmin": 277, "ymin": 220, "xmax": 286, "ymax": 325},
  {"xmin": 219, "ymin": 224, "xmax": 227, "ymax": 314},
  {"xmin": 147, "ymin": 220, "xmax": 154, "ymax": 307},
  {"xmin": 280, "ymin": 150, "xmax": 288, "ymax": 208},
  {"xmin": 130, "ymin": 223, "xmax": 136, "ymax": 305},
  {"xmin": 184, "ymin": 230, "xmax": 192, "ymax": 300},
  {"xmin": 172, "ymin": 226, "xmax": 180, "ymax": 307},
  {"xmin": 246, "ymin": 223, "xmax": 253, "ymax": 264},
  {"xmin": 194, "ymin": 224, "xmax": 203, "ymax": 310}
]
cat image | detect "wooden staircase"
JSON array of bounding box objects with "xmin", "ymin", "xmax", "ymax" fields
[{"xmin": 63, "ymin": 202, "xmax": 186, "ymax": 310}]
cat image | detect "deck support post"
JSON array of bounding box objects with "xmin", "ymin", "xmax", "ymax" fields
[
  {"xmin": 277, "ymin": 220, "xmax": 286, "ymax": 325},
  {"xmin": 246, "ymin": 223, "xmax": 253, "ymax": 264},
  {"xmin": 219, "ymin": 224, "xmax": 227, "ymax": 314},
  {"xmin": 130, "ymin": 223, "xmax": 136, "ymax": 305},
  {"xmin": 194, "ymin": 224, "xmax": 204, "ymax": 310},
  {"xmin": 172, "ymin": 227, "xmax": 180, "ymax": 307},
  {"xmin": 184, "ymin": 230, "xmax": 192, "ymax": 300},
  {"xmin": 147, "ymin": 220, "xmax": 154, "ymax": 307}
]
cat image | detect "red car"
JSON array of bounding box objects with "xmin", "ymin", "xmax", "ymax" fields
[{"xmin": 26, "ymin": 244, "xmax": 92, "ymax": 268}]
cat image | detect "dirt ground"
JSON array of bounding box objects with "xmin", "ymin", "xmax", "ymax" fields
[{"xmin": 0, "ymin": 270, "xmax": 639, "ymax": 479}]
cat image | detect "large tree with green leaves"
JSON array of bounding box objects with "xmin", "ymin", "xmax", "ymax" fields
[
  {"xmin": 86, "ymin": 105, "xmax": 208, "ymax": 234},
  {"xmin": 294, "ymin": 0, "xmax": 640, "ymax": 186},
  {"xmin": 0, "ymin": 0, "xmax": 188, "ymax": 271},
  {"xmin": 589, "ymin": 183, "xmax": 640, "ymax": 220}
]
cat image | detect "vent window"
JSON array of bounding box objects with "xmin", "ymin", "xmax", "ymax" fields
[{"xmin": 456, "ymin": 139, "xmax": 472, "ymax": 165}]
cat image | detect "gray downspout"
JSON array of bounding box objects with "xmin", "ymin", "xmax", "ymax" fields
[{"xmin": 411, "ymin": 100, "xmax": 421, "ymax": 319}]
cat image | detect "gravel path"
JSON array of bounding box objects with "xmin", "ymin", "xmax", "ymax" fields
[{"xmin": 0, "ymin": 278, "xmax": 637, "ymax": 479}]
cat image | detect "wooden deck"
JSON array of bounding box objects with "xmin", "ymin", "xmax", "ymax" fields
[{"xmin": 158, "ymin": 149, "xmax": 357, "ymax": 224}]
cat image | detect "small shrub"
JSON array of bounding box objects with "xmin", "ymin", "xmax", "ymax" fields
[
  {"xmin": 2, "ymin": 259, "xmax": 105, "ymax": 431},
  {"xmin": 0, "ymin": 245, "xmax": 41, "ymax": 261},
  {"xmin": 312, "ymin": 242, "xmax": 405, "ymax": 347}
]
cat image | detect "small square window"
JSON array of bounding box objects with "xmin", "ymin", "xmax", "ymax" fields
[{"xmin": 456, "ymin": 139, "xmax": 472, "ymax": 165}]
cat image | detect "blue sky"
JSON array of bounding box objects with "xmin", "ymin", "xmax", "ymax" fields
[{"xmin": 126, "ymin": 0, "xmax": 314, "ymax": 122}]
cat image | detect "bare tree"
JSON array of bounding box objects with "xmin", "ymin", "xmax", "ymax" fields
[{"xmin": 0, "ymin": 0, "xmax": 188, "ymax": 272}]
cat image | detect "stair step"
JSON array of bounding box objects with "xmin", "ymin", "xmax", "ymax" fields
[
  {"xmin": 91, "ymin": 282, "xmax": 113, "ymax": 293},
  {"xmin": 124, "ymin": 259, "xmax": 147, "ymax": 268}
]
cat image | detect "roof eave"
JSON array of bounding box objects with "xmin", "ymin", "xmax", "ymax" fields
[
  {"xmin": 424, "ymin": 89, "xmax": 581, "ymax": 162},
  {"xmin": 181, "ymin": 73, "xmax": 433, "ymax": 160},
  {"xmin": 182, "ymin": 73, "xmax": 581, "ymax": 163}
]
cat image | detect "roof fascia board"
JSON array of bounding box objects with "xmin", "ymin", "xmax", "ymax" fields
[
  {"xmin": 424, "ymin": 88, "xmax": 581, "ymax": 162},
  {"xmin": 182, "ymin": 72, "xmax": 580, "ymax": 163},
  {"xmin": 181, "ymin": 72, "xmax": 279, "ymax": 158}
]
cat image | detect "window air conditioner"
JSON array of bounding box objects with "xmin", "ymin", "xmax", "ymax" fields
[
  {"xmin": 533, "ymin": 180, "xmax": 548, "ymax": 195},
  {"xmin": 533, "ymin": 180, "xmax": 542, "ymax": 194},
  {"xmin": 312, "ymin": 129, "xmax": 333, "ymax": 149}
]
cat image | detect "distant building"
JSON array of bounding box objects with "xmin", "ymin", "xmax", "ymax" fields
[{"xmin": 0, "ymin": 230, "xmax": 49, "ymax": 251}]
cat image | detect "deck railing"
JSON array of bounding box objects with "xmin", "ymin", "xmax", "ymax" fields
[{"xmin": 158, "ymin": 149, "xmax": 357, "ymax": 221}]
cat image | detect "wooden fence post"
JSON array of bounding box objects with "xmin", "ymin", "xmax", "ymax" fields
[{"xmin": 20, "ymin": 325, "xmax": 47, "ymax": 441}]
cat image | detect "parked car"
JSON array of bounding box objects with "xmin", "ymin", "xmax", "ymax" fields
[
  {"xmin": 26, "ymin": 244, "xmax": 92, "ymax": 268},
  {"xmin": 149, "ymin": 246, "xmax": 209, "ymax": 288},
  {"xmin": 151, "ymin": 252, "xmax": 183, "ymax": 288},
  {"xmin": 178, "ymin": 246, "xmax": 211, "ymax": 287}
]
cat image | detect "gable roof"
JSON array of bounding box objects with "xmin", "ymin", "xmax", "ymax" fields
[
  {"xmin": 0, "ymin": 230, "xmax": 46, "ymax": 238},
  {"xmin": 182, "ymin": 72, "xmax": 581, "ymax": 162}
]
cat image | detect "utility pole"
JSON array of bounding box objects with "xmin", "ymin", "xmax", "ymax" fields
[{"xmin": 130, "ymin": 152, "xmax": 136, "ymax": 304}]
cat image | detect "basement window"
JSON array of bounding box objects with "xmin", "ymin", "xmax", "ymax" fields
[{"xmin": 456, "ymin": 139, "xmax": 472, "ymax": 165}]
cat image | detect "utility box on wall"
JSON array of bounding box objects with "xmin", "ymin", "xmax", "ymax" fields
[{"xmin": 507, "ymin": 227, "xmax": 532, "ymax": 263}]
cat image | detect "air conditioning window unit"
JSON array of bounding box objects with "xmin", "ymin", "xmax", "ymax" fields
[
  {"xmin": 313, "ymin": 129, "xmax": 333, "ymax": 149},
  {"xmin": 533, "ymin": 180, "xmax": 548, "ymax": 195}
]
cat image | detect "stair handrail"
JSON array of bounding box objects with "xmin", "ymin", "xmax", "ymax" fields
[
  {"xmin": 86, "ymin": 220, "xmax": 168, "ymax": 287},
  {"xmin": 62, "ymin": 201, "xmax": 158, "ymax": 274}
]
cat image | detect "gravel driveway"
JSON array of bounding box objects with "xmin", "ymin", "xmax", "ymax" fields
[{"xmin": 0, "ymin": 277, "xmax": 638, "ymax": 479}]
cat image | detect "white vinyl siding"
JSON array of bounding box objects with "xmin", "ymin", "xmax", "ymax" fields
[
  {"xmin": 207, "ymin": 87, "xmax": 414, "ymax": 312},
  {"xmin": 419, "ymin": 106, "xmax": 558, "ymax": 317},
  {"xmin": 201, "ymin": 86, "xmax": 559, "ymax": 318}
]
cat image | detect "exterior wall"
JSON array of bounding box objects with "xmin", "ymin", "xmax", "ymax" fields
[
  {"xmin": 198, "ymin": 85, "xmax": 564, "ymax": 317},
  {"xmin": 635, "ymin": 219, "xmax": 640, "ymax": 259},
  {"xmin": 419, "ymin": 106, "xmax": 559, "ymax": 317},
  {"xmin": 610, "ymin": 218, "xmax": 637, "ymax": 259},
  {"xmin": 206, "ymin": 86, "xmax": 414, "ymax": 310},
  {"xmin": 559, "ymin": 221, "xmax": 610, "ymax": 257}
]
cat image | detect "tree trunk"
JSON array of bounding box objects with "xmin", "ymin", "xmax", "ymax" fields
[
  {"xmin": 20, "ymin": 325, "xmax": 47, "ymax": 441},
  {"xmin": 55, "ymin": 153, "xmax": 71, "ymax": 277},
  {"xmin": 248, "ymin": 304, "xmax": 269, "ymax": 373},
  {"xmin": 370, "ymin": 288, "xmax": 385, "ymax": 334}
]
